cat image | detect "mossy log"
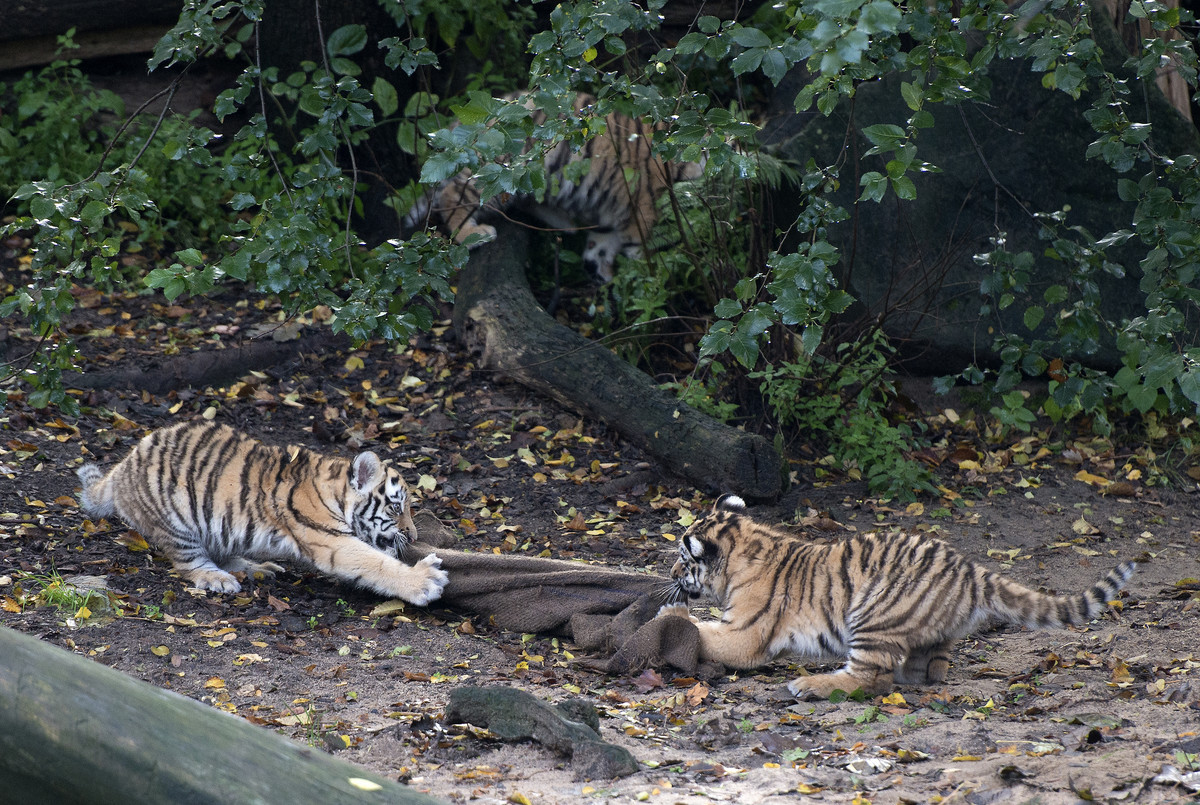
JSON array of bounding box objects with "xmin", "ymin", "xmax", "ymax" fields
[
  {"xmin": 452, "ymin": 223, "xmax": 782, "ymax": 499},
  {"xmin": 0, "ymin": 625, "xmax": 442, "ymax": 805}
]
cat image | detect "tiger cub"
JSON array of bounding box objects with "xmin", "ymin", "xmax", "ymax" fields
[
  {"xmin": 77, "ymin": 421, "xmax": 447, "ymax": 605},
  {"xmin": 659, "ymin": 495, "xmax": 1135, "ymax": 699},
  {"xmin": 406, "ymin": 92, "xmax": 704, "ymax": 282}
]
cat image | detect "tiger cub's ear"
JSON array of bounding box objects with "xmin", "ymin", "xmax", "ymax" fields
[
  {"xmin": 351, "ymin": 452, "xmax": 383, "ymax": 493},
  {"xmin": 714, "ymin": 493, "xmax": 746, "ymax": 513}
]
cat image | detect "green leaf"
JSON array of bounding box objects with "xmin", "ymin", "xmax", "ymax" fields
[
  {"xmin": 1023, "ymin": 306, "xmax": 1044, "ymax": 331},
  {"xmin": 1043, "ymin": 284, "xmax": 1068, "ymax": 304},
  {"xmin": 419, "ymin": 151, "xmax": 464, "ymax": 184},
  {"xmin": 676, "ymin": 32, "xmax": 708, "ymax": 55},
  {"xmin": 80, "ymin": 199, "xmax": 111, "ymax": 230},
  {"xmin": 730, "ymin": 49, "xmax": 764, "ymax": 76},
  {"xmin": 729, "ymin": 26, "xmax": 771, "ymax": 48},
  {"xmin": 858, "ymin": 0, "xmax": 901, "ymax": 34},
  {"xmin": 329, "ymin": 57, "xmax": 361, "ymax": 77},
  {"xmin": 1126, "ymin": 382, "xmax": 1157, "ymax": 413},
  {"xmin": 900, "ymin": 81, "xmax": 921, "ymax": 111},
  {"xmin": 175, "ymin": 248, "xmax": 204, "ymax": 266},
  {"xmin": 891, "ymin": 175, "xmax": 916, "ymax": 200},
  {"xmin": 1179, "ymin": 370, "xmax": 1200, "ymax": 405},
  {"xmin": 761, "ymin": 49, "xmax": 788, "ymax": 86},
  {"xmin": 452, "ymin": 98, "xmax": 494, "ymax": 126},
  {"xmin": 860, "ymin": 171, "xmax": 887, "ymax": 202},
  {"xmin": 221, "ymin": 249, "xmax": 251, "ymax": 282},
  {"xmin": 861, "ymin": 123, "xmax": 905, "ymax": 148},
  {"xmin": 372, "ymin": 77, "xmax": 398, "ymax": 118},
  {"xmin": 327, "ymin": 24, "xmax": 367, "ymax": 57},
  {"xmin": 714, "ymin": 298, "xmax": 743, "ymax": 318},
  {"xmin": 728, "ymin": 326, "xmax": 760, "ymax": 367}
]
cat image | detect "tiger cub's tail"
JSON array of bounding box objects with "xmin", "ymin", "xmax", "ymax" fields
[
  {"xmin": 989, "ymin": 561, "xmax": 1136, "ymax": 628},
  {"xmin": 77, "ymin": 463, "xmax": 116, "ymax": 519}
]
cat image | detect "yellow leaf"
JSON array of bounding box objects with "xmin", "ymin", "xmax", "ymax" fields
[
  {"xmin": 74, "ymin": 605, "xmax": 92, "ymax": 620},
  {"xmin": 509, "ymin": 793, "xmax": 532, "ymax": 805},
  {"xmin": 796, "ymin": 783, "xmax": 823, "ymax": 794},
  {"xmin": 583, "ymin": 46, "xmax": 597, "ymax": 62},
  {"xmin": 1075, "ymin": 469, "xmax": 1110, "ymax": 487},
  {"xmin": 370, "ymin": 600, "xmax": 406, "ymax": 617},
  {"xmin": 1, "ymin": 597, "xmax": 21, "ymax": 613},
  {"xmin": 905, "ymin": 502, "xmax": 924, "ymax": 516},
  {"xmin": 763, "ymin": 762, "xmax": 781, "ymax": 769},
  {"xmin": 1072, "ymin": 517, "xmax": 1100, "ymax": 536},
  {"xmin": 151, "ymin": 645, "xmax": 170, "ymax": 657},
  {"xmin": 115, "ymin": 532, "xmax": 151, "ymax": 552},
  {"xmin": 952, "ymin": 754, "xmax": 983, "ymax": 761},
  {"xmin": 204, "ymin": 677, "xmax": 226, "ymax": 689},
  {"xmin": 347, "ymin": 778, "xmax": 383, "ymax": 792},
  {"xmin": 881, "ymin": 691, "xmax": 907, "ymax": 706},
  {"xmin": 417, "ymin": 474, "xmax": 437, "ymax": 491},
  {"xmin": 344, "ymin": 356, "xmax": 365, "ymax": 371}
]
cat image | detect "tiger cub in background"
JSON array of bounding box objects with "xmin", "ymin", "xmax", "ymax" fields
[
  {"xmin": 659, "ymin": 495, "xmax": 1136, "ymax": 699},
  {"xmin": 405, "ymin": 92, "xmax": 704, "ymax": 282},
  {"xmin": 77, "ymin": 421, "xmax": 447, "ymax": 605}
]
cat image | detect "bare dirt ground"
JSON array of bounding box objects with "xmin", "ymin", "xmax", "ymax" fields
[{"xmin": 2, "ymin": 274, "xmax": 1200, "ymax": 804}]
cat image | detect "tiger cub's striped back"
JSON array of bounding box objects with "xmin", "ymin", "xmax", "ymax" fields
[
  {"xmin": 406, "ymin": 92, "xmax": 704, "ymax": 282},
  {"xmin": 77, "ymin": 421, "xmax": 447, "ymax": 605},
  {"xmin": 659, "ymin": 495, "xmax": 1135, "ymax": 699}
]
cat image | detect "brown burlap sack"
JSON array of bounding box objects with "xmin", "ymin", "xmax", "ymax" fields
[{"xmin": 403, "ymin": 514, "xmax": 703, "ymax": 675}]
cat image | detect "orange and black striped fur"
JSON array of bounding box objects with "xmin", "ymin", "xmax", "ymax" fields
[
  {"xmin": 659, "ymin": 495, "xmax": 1135, "ymax": 699},
  {"xmin": 77, "ymin": 421, "xmax": 447, "ymax": 605},
  {"xmin": 406, "ymin": 92, "xmax": 703, "ymax": 282}
]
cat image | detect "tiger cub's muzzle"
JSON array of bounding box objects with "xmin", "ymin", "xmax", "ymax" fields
[{"xmin": 670, "ymin": 559, "xmax": 704, "ymax": 599}]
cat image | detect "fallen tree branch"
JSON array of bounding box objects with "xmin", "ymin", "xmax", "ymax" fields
[
  {"xmin": 0, "ymin": 625, "xmax": 442, "ymax": 804},
  {"xmin": 65, "ymin": 332, "xmax": 347, "ymax": 395},
  {"xmin": 451, "ymin": 223, "xmax": 782, "ymax": 499}
]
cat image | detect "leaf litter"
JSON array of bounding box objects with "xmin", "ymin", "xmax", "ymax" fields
[{"xmin": 0, "ymin": 270, "xmax": 1199, "ymax": 802}]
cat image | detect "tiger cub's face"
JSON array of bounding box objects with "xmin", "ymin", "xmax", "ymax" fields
[
  {"xmin": 670, "ymin": 531, "xmax": 719, "ymax": 601},
  {"xmin": 349, "ymin": 452, "xmax": 418, "ymax": 556},
  {"xmin": 669, "ymin": 495, "xmax": 746, "ymax": 603}
]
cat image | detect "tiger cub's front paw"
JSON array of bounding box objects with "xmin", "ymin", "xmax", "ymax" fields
[
  {"xmin": 656, "ymin": 604, "xmax": 699, "ymax": 624},
  {"xmin": 405, "ymin": 553, "xmax": 449, "ymax": 607}
]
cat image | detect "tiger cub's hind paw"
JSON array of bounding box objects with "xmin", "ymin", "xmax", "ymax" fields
[
  {"xmin": 405, "ymin": 553, "xmax": 449, "ymax": 607},
  {"xmin": 186, "ymin": 567, "xmax": 242, "ymax": 594},
  {"xmin": 221, "ymin": 557, "xmax": 286, "ymax": 579}
]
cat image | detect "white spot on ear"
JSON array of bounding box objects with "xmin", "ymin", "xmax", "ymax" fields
[
  {"xmin": 351, "ymin": 452, "xmax": 382, "ymax": 493},
  {"xmin": 687, "ymin": 535, "xmax": 705, "ymax": 557}
]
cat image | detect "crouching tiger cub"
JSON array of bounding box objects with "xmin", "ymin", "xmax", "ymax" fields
[
  {"xmin": 659, "ymin": 495, "xmax": 1136, "ymax": 699},
  {"xmin": 405, "ymin": 92, "xmax": 704, "ymax": 282},
  {"xmin": 77, "ymin": 421, "xmax": 447, "ymax": 605}
]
